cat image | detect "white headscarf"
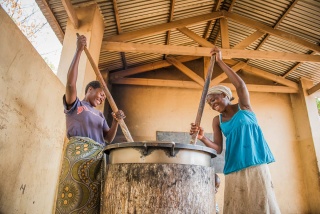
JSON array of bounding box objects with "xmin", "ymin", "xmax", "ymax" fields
[{"xmin": 207, "ymin": 85, "xmax": 233, "ymax": 101}]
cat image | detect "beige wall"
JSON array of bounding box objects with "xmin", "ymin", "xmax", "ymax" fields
[
  {"xmin": 0, "ymin": 7, "xmax": 65, "ymax": 213},
  {"xmin": 111, "ymin": 79, "xmax": 309, "ymax": 213}
]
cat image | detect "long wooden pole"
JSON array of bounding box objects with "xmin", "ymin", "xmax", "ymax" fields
[
  {"xmin": 190, "ymin": 55, "xmax": 216, "ymax": 144},
  {"xmin": 77, "ymin": 33, "xmax": 134, "ymax": 142}
]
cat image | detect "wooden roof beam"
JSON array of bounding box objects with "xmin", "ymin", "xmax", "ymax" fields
[
  {"xmin": 164, "ymin": 0, "xmax": 176, "ymax": 59},
  {"xmin": 307, "ymin": 82, "xmax": 320, "ymax": 95},
  {"xmin": 203, "ymin": 0, "xmax": 222, "ymax": 39},
  {"xmin": 233, "ymin": 31, "xmax": 265, "ymax": 49},
  {"xmin": 111, "ymin": 78, "xmax": 298, "ymax": 93},
  {"xmin": 109, "ymin": 56, "xmax": 200, "ymax": 79},
  {"xmin": 210, "ymin": 61, "xmax": 247, "ymax": 86},
  {"xmin": 35, "ymin": 0, "xmax": 64, "ymax": 43},
  {"xmin": 61, "ymin": 0, "xmax": 79, "ymax": 29},
  {"xmin": 242, "ymin": 64, "xmax": 298, "ymax": 89},
  {"xmin": 220, "ymin": 18, "xmax": 230, "ymax": 48},
  {"xmin": 102, "ymin": 42, "xmax": 320, "ymax": 63},
  {"xmin": 112, "ymin": 0, "xmax": 127, "ymax": 69},
  {"xmin": 105, "ymin": 11, "xmax": 224, "ymax": 42},
  {"xmin": 166, "ymin": 57, "xmax": 204, "ymax": 86},
  {"xmin": 224, "ymin": 11, "xmax": 320, "ymax": 52},
  {"xmin": 282, "ymin": 51, "xmax": 316, "ymax": 78},
  {"xmin": 178, "ymin": 27, "xmax": 215, "ymax": 47}
]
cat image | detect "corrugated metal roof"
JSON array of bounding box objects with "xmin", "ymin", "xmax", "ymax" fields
[{"xmin": 37, "ymin": 0, "xmax": 320, "ymax": 88}]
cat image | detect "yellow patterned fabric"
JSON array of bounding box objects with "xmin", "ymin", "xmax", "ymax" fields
[{"xmin": 55, "ymin": 136, "xmax": 104, "ymax": 214}]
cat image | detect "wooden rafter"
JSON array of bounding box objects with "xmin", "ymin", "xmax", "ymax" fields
[
  {"xmin": 233, "ymin": 31, "xmax": 265, "ymax": 49},
  {"xmin": 178, "ymin": 27, "xmax": 215, "ymax": 47},
  {"xmin": 163, "ymin": 0, "xmax": 175, "ymax": 59},
  {"xmin": 61, "ymin": 0, "xmax": 79, "ymax": 29},
  {"xmin": 222, "ymin": 59, "xmax": 298, "ymax": 89},
  {"xmin": 111, "ymin": 78, "xmax": 298, "ymax": 93},
  {"xmin": 112, "ymin": 0, "xmax": 127, "ymax": 69},
  {"xmin": 109, "ymin": 56, "xmax": 201, "ymax": 79},
  {"xmin": 102, "ymin": 41, "xmax": 320, "ymax": 63},
  {"xmin": 35, "ymin": 0, "xmax": 64, "ymax": 43},
  {"xmin": 203, "ymin": 57, "xmax": 211, "ymax": 79},
  {"xmin": 254, "ymin": 0, "xmax": 299, "ymax": 51},
  {"xmin": 228, "ymin": 0, "xmax": 237, "ymax": 12},
  {"xmin": 307, "ymin": 82, "xmax": 320, "ymax": 95},
  {"xmin": 166, "ymin": 57, "xmax": 204, "ymax": 86},
  {"xmin": 219, "ymin": 18, "xmax": 230, "ymax": 48},
  {"xmin": 105, "ymin": 11, "xmax": 224, "ymax": 42},
  {"xmin": 165, "ymin": 0, "xmax": 175, "ymax": 48},
  {"xmin": 203, "ymin": 0, "xmax": 222, "ymax": 39},
  {"xmin": 246, "ymin": 0, "xmax": 299, "ymax": 74},
  {"xmin": 242, "ymin": 64, "xmax": 298, "ymax": 89},
  {"xmin": 108, "ymin": 25, "xmax": 300, "ymax": 90},
  {"xmin": 210, "ymin": 61, "xmax": 246, "ymax": 86},
  {"xmin": 224, "ymin": 11, "xmax": 320, "ymax": 52},
  {"xmin": 282, "ymin": 51, "xmax": 316, "ymax": 78}
]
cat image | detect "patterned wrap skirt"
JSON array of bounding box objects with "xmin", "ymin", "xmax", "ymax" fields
[
  {"xmin": 223, "ymin": 164, "xmax": 281, "ymax": 214},
  {"xmin": 55, "ymin": 136, "xmax": 105, "ymax": 214}
]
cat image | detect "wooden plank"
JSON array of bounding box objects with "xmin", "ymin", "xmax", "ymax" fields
[
  {"xmin": 253, "ymin": 0, "xmax": 299, "ymax": 52},
  {"xmin": 307, "ymin": 82, "xmax": 320, "ymax": 95},
  {"xmin": 111, "ymin": 78, "xmax": 202, "ymax": 89},
  {"xmin": 282, "ymin": 51, "xmax": 316, "ymax": 77},
  {"xmin": 210, "ymin": 61, "xmax": 246, "ymax": 85},
  {"xmin": 222, "ymin": 83, "xmax": 298, "ymax": 93},
  {"xmin": 166, "ymin": 57, "xmax": 204, "ymax": 86},
  {"xmin": 105, "ymin": 11, "xmax": 224, "ymax": 42},
  {"xmin": 112, "ymin": 0, "xmax": 127, "ymax": 69},
  {"xmin": 233, "ymin": 31, "xmax": 265, "ymax": 49},
  {"xmin": 111, "ymin": 78, "xmax": 298, "ymax": 93},
  {"xmin": 61, "ymin": 0, "xmax": 79, "ymax": 28},
  {"xmin": 203, "ymin": 0, "xmax": 222, "ymax": 39},
  {"xmin": 242, "ymin": 64, "xmax": 298, "ymax": 89},
  {"xmin": 220, "ymin": 18, "xmax": 230, "ymax": 48},
  {"xmin": 178, "ymin": 27, "xmax": 215, "ymax": 47},
  {"xmin": 224, "ymin": 11, "xmax": 320, "ymax": 52},
  {"xmin": 164, "ymin": 0, "xmax": 175, "ymax": 59},
  {"xmin": 203, "ymin": 57, "xmax": 211, "ymax": 78},
  {"xmin": 109, "ymin": 56, "xmax": 200, "ymax": 79},
  {"xmin": 102, "ymin": 42, "xmax": 320, "ymax": 62},
  {"xmin": 35, "ymin": 0, "xmax": 64, "ymax": 43},
  {"xmin": 112, "ymin": 0, "xmax": 122, "ymax": 33}
]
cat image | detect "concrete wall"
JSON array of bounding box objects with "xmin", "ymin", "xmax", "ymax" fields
[
  {"xmin": 0, "ymin": 7, "xmax": 65, "ymax": 213},
  {"xmin": 111, "ymin": 63, "xmax": 310, "ymax": 213}
]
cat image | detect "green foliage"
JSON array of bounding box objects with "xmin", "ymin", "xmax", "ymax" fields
[{"xmin": 317, "ymin": 98, "xmax": 320, "ymax": 115}]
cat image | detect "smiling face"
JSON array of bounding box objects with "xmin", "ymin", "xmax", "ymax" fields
[
  {"xmin": 206, "ymin": 93, "xmax": 230, "ymax": 113},
  {"xmin": 85, "ymin": 87, "xmax": 106, "ymax": 107}
]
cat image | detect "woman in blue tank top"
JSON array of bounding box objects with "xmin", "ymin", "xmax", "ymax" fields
[{"xmin": 190, "ymin": 47, "xmax": 281, "ymax": 214}]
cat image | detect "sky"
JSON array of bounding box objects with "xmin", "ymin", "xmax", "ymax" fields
[{"xmin": 1, "ymin": 0, "xmax": 62, "ymax": 74}]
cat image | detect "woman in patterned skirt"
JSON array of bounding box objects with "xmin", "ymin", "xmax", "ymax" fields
[{"xmin": 55, "ymin": 34, "xmax": 125, "ymax": 214}]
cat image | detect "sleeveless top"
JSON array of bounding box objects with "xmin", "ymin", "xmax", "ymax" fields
[{"xmin": 219, "ymin": 105, "xmax": 275, "ymax": 174}]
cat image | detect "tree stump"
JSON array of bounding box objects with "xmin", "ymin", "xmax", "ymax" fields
[{"xmin": 102, "ymin": 163, "xmax": 215, "ymax": 214}]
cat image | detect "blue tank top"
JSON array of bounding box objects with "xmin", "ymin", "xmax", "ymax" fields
[{"xmin": 220, "ymin": 105, "xmax": 275, "ymax": 174}]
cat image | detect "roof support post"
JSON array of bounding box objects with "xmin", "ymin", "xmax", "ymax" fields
[
  {"xmin": 57, "ymin": 4, "xmax": 104, "ymax": 100},
  {"xmin": 290, "ymin": 77, "xmax": 320, "ymax": 213}
]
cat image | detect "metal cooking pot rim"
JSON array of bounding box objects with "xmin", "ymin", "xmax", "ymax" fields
[{"xmin": 104, "ymin": 141, "xmax": 217, "ymax": 158}]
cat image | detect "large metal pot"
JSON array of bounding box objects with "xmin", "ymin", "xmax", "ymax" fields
[{"xmin": 101, "ymin": 141, "xmax": 217, "ymax": 214}]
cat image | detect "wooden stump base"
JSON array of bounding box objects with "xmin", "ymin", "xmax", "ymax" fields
[{"xmin": 102, "ymin": 163, "xmax": 215, "ymax": 214}]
